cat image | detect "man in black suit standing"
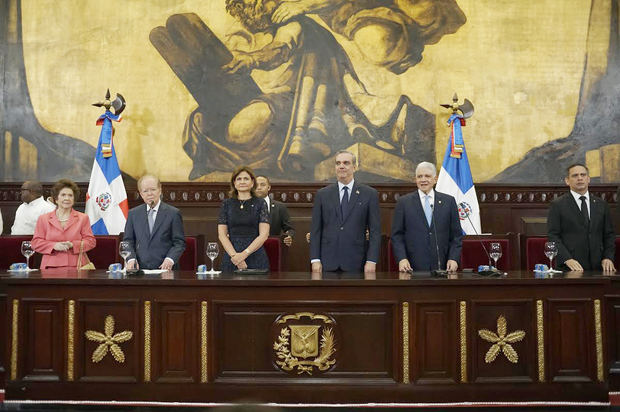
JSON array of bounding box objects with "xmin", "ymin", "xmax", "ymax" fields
[
  {"xmin": 310, "ymin": 150, "xmax": 380, "ymax": 273},
  {"xmin": 255, "ymin": 175, "xmax": 295, "ymax": 246},
  {"xmin": 547, "ymin": 163, "xmax": 615, "ymax": 272},
  {"xmin": 391, "ymin": 161, "xmax": 462, "ymax": 272},
  {"xmin": 124, "ymin": 175, "xmax": 186, "ymax": 270}
]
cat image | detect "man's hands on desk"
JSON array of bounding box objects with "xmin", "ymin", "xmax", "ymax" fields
[
  {"xmin": 398, "ymin": 259, "xmax": 458, "ymax": 272},
  {"xmin": 564, "ymin": 258, "xmax": 616, "ymax": 272}
]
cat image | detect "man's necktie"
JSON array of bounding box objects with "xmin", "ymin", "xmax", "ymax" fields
[
  {"xmin": 341, "ymin": 186, "xmax": 349, "ymax": 218},
  {"xmin": 148, "ymin": 208, "xmax": 155, "ymax": 234},
  {"xmin": 423, "ymin": 195, "xmax": 433, "ymax": 227},
  {"xmin": 580, "ymin": 195, "xmax": 589, "ymax": 225}
]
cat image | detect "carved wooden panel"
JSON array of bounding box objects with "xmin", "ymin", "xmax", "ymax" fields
[
  {"xmin": 213, "ymin": 301, "xmax": 396, "ymax": 383},
  {"xmin": 547, "ymin": 299, "xmax": 595, "ymax": 382},
  {"xmin": 606, "ymin": 295, "xmax": 620, "ymax": 386},
  {"xmin": 75, "ymin": 299, "xmax": 140, "ymax": 383},
  {"xmin": 151, "ymin": 300, "xmax": 197, "ymax": 383},
  {"xmin": 411, "ymin": 301, "xmax": 457, "ymax": 384},
  {"xmin": 470, "ymin": 300, "xmax": 534, "ymax": 383},
  {"xmin": 20, "ymin": 298, "xmax": 64, "ymax": 381},
  {"xmin": 0, "ymin": 291, "xmax": 6, "ymax": 382}
]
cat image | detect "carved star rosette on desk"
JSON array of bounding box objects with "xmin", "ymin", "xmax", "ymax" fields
[{"xmin": 272, "ymin": 312, "xmax": 338, "ymax": 375}]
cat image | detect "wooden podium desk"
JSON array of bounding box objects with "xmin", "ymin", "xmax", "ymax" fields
[{"xmin": 0, "ymin": 269, "xmax": 617, "ymax": 403}]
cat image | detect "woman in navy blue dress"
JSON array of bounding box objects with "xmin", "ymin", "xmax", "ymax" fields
[{"xmin": 218, "ymin": 166, "xmax": 270, "ymax": 272}]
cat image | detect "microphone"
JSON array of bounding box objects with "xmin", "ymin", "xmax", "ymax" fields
[
  {"xmin": 430, "ymin": 203, "xmax": 447, "ymax": 277},
  {"xmin": 459, "ymin": 202, "xmax": 502, "ymax": 277}
]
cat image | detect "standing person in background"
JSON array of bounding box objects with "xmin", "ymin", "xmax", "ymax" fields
[
  {"xmin": 11, "ymin": 181, "xmax": 56, "ymax": 235},
  {"xmin": 547, "ymin": 163, "xmax": 616, "ymax": 272},
  {"xmin": 32, "ymin": 179, "xmax": 96, "ymax": 269},
  {"xmin": 391, "ymin": 162, "xmax": 463, "ymax": 272},
  {"xmin": 255, "ymin": 175, "xmax": 295, "ymax": 246},
  {"xmin": 123, "ymin": 175, "xmax": 186, "ymax": 270},
  {"xmin": 0, "ymin": 207, "xmax": 3, "ymax": 234},
  {"xmin": 310, "ymin": 150, "xmax": 380, "ymax": 273},
  {"xmin": 218, "ymin": 166, "xmax": 270, "ymax": 272}
]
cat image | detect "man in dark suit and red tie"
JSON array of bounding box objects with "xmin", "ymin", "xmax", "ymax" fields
[
  {"xmin": 255, "ymin": 175, "xmax": 295, "ymax": 246},
  {"xmin": 547, "ymin": 163, "xmax": 616, "ymax": 272},
  {"xmin": 310, "ymin": 150, "xmax": 380, "ymax": 273},
  {"xmin": 124, "ymin": 175, "xmax": 186, "ymax": 270},
  {"xmin": 391, "ymin": 161, "xmax": 463, "ymax": 272}
]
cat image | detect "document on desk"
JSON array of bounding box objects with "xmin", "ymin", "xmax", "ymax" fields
[{"xmin": 142, "ymin": 269, "xmax": 167, "ymax": 274}]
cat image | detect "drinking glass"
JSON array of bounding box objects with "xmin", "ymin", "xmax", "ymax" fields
[
  {"xmin": 544, "ymin": 241, "xmax": 558, "ymax": 271},
  {"xmin": 21, "ymin": 241, "xmax": 34, "ymax": 270},
  {"xmin": 206, "ymin": 242, "xmax": 219, "ymax": 273},
  {"xmin": 489, "ymin": 242, "xmax": 502, "ymax": 269},
  {"xmin": 119, "ymin": 241, "xmax": 131, "ymax": 271}
]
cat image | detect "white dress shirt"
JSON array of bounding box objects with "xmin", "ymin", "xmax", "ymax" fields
[
  {"xmin": 338, "ymin": 179, "xmax": 354, "ymax": 202},
  {"xmin": 570, "ymin": 190, "xmax": 590, "ymax": 219},
  {"xmin": 0, "ymin": 207, "xmax": 3, "ymax": 234},
  {"xmin": 11, "ymin": 196, "xmax": 56, "ymax": 235}
]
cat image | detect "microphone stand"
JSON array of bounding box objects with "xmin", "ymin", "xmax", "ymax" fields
[
  {"xmin": 464, "ymin": 211, "xmax": 502, "ymax": 276},
  {"xmin": 430, "ymin": 203, "xmax": 447, "ymax": 277}
]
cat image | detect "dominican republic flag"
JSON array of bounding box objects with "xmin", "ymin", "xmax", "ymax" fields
[
  {"xmin": 436, "ymin": 113, "xmax": 481, "ymax": 235},
  {"xmin": 85, "ymin": 110, "xmax": 128, "ymax": 234}
]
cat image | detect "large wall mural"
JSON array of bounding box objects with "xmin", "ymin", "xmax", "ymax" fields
[{"xmin": 0, "ymin": 0, "xmax": 618, "ymax": 184}]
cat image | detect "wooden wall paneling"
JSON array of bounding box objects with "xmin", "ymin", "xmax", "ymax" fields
[
  {"xmin": 151, "ymin": 300, "xmax": 197, "ymax": 383},
  {"xmin": 20, "ymin": 298, "xmax": 64, "ymax": 382},
  {"xmin": 213, "ymin": 301, "xmax": 396, "ymax": 383},
  {"xmin": 606, "ymin": 295, "xmax": 620, "ymax": 389},
  {"xmin": 546, "ymin": 299, "xmax": 596, "ymax": 383},
  {"xmin": 75, "ymin": 299, "xmax": 141, "ymax": 383},
  {"xmin": 470, "ymin": 299, "xmax": 534, "ymax": 384},
  {"xmin": 411, "ymin": 301, "xmax": 457, "ymax": 384}
]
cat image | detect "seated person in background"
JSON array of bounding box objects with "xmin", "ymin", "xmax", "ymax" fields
[
  {"xmin": 391, "ymin": 161, "xmax": 462, "ymax": 272},
  {"xmin": 124, "ymin": 175, "xmax": 185, "ymax": 270},
  {"xmin": 255, "ymin": 175, "xmax": 295, "ymax": 246},
  {"xmin": 12, "ymin": 180, "xmax": 56, "ymax": 235},
  {"xmin": 32, "ymin": 179, "xmax": 96, "ymax": 269},
  {"xmin": 547, "ymin": 163, "xmax": 616, "ymax": 272},
  {"xmin": 218, "ymin": 166, "xmax": 270, "ymax": 273}
]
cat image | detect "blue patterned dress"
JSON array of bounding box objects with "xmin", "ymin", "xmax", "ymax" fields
[{"xmin": 218, "ymin": 197, "xmax": 270, "ymax": 272}]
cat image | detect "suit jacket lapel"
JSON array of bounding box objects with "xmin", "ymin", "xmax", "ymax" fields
[
  {"xmin": 331, "ymin": 184, "xmax": 343, "ymax": 223},
  {"xmin": 412, "ymin": 192, "xmax": 430, "ymax": 229},
  {"xmin": 150, "ymin": 202, "xmax": 166, "ymax": 240},
  {"xmin": 566, "ymin": 194, "xmax": 587, "ymax": 228},
  {"xmin": 589, "ymin": 196, "xmax": 600, "ymax": 228}
]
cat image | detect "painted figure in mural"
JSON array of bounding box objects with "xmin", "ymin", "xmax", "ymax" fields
[{"xmin": 151, "ymin": 0, "xmax": 465, "ymax": 181}]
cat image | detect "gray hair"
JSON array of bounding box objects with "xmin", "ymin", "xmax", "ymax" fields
[
  {"xmin": 415, "ymin": 162, "xmax": 437, "ymax": 177},
  {"xmin": 335, "ymin": 150, "xmax": 357, "ymax": 166},
  {"xmin": 137, "ymin": 174, "xmax": 161, "ymax": 191}
]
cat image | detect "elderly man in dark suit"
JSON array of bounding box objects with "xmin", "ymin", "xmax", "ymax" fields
[
  {"xmin": 391, "ymin": 161, "xmax": 463, "ymax": 272},
  {"xmin": 255, "ymin": 175, "xmax": 295, "ymax": 246},
  {"xmin": 310, "ymin": 150, "xmax": 380, "ymax": 273},
  {"xmin": 547, "ymin": 163, "xmax": 616, "ymax": 272},
  {"xmin": 124, "ymin": 175, "xmax": 186, "ymax": 270}
]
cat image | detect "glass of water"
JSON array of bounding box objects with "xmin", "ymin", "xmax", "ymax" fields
[
  {"xmin": 119, "ymin": 241, "xmax": 131, "ymax": 271},
  {"xmin": 206, "ymin": 242, "xmax": 219, "ymax": 273},
  {"xmin": 544, "ymin": 241, "xmax": 558, "ymax": 271},
  {"xmin": 21, "ymin": 241, "xmax": 34, "ymax": 270},
  {"xmin": 489, "ymin": 242, "xmax": 502, "ymax": 269}
]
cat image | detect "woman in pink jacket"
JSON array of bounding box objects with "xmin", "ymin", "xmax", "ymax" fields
[{"xmin": 32, "ymin": 179, "xmax": 96, "ymax": 269}]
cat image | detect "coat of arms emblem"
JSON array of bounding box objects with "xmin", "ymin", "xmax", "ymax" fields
[{"xmin": 273, "ymin": 312, "xmax": 337, "ymax": 375}]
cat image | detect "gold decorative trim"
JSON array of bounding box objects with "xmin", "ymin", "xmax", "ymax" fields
[
  {"xmin": 85, "ymin": 315, "xmax": 133, "ymax": 363},
  {"xmin": 478, "ymin": 315, "xmax": 525, "ymax": 364},
  {"xmin": 144, "ymin": 301, "xmax": 151, "ymax": 382},
  {"xmin": 67, "ymin": 300, "xmax": 75, "ymax": 381},
  {"xmin": 594, "ymin": 299, "xmax": 604, "ymax": 382},
  {"xmin": 201, "ymin": 301, "xmax": 208, "ymax": 383},
  {"xmin": 536, "ymin": 300, "xmax": 545, "ymax": 382},
  {"xmin": 277, "ymin": 312, "xmax": 333, "ymax": 324},
  {"xmin": 402, "ymin": 302, "xmax": 409, "ymax": 384},
  {"xmin": 11, "ymin": 299, "xmax": 19, "ymax": 380},
  {"xmin": 460, "ymin": 301, "xmax": 467, "ymax": 383}
]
